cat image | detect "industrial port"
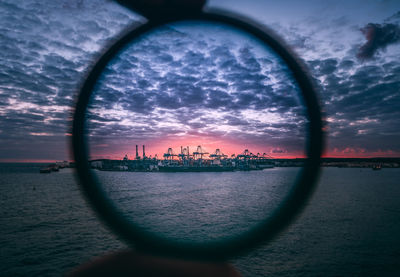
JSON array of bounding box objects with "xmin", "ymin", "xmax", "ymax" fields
[
  {"xmin": 88, "ymin": 145, "xmax": 400, "ymax": 172},
  {"xmin": 89, "ymin": 145, "xmax": 275, "ymax": 172},
  {"xmin": 39, "ymin": 145, "xmax": 400, "ymax": 173}
]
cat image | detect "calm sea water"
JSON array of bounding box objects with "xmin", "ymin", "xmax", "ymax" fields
[
  {"xmin": 95, "ymin": 168, "xmax": 297, "ymax": 243},
  {"xmin": 0, "ymin": 164, "xmax": 399, "ymax": 276}
]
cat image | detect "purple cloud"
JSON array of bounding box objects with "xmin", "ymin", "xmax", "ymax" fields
[{"xmin": 357, "ymin": 23, "xmax": 400, "ymax": 59}]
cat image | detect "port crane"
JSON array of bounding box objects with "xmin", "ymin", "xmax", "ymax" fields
[
  {"xmin": 209, "ymin": 148, "xmax": 228, "ymax": 159},
  {"xmin": 163, "ymin": 147, "xmax": 177, "ymax": 161},
  {"xmin": 237, "ymin": 149, "xmax": 254, "ymax": 160},
  {"xmin": 192, "ymin": 145, "xmax": 209, "ymax": 160},
  {"xmin": 178, "ymin": 146, "xmax": 193, "ymax": 161},
  {"xmin": 260, "ymin": 152, "xmax": 273, "ymax": 159}
]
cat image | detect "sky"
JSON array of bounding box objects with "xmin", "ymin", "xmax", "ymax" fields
[{"xmin": 0, "ymin": 0, "xmax": 400, "ymax": 162}]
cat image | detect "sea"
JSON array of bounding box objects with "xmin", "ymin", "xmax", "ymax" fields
[{"xmin": 0, "ymin": 163, "xmax": 399, "ymax": 276}]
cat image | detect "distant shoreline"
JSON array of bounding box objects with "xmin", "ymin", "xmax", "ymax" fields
[{"xmin": 1, "ymin": 157, "xmax": 400, "ymax": 170}]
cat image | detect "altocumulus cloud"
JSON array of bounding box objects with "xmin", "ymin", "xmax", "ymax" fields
[
  {"xmin": 0, "ymin": 0, "xmax": 137, "ymax": 161},
  {"xmin": 0, "ymin": 0, "xmax": 400, "ymax": 160},
  {"xmin": 87, "ymin": 22, "xmax": 307, "ymax": 157}
]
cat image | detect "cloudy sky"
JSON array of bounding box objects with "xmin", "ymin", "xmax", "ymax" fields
[{"xmin": 1, "ymin": 0, "xmax": 399, "ymax": 162}]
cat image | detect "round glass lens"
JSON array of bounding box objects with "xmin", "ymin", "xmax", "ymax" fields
[{"xmin": 85, "ymin": 20, "xmax": 308, "ymax": 244}]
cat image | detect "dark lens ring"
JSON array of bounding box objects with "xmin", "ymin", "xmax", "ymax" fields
[{"xmin": 72, "ymin": 10, "xmax": 324, "ymax": 261}]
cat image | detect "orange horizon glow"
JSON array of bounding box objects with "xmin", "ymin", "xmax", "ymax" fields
[
  {"xmin": 88, "ymin": 135, "xmax": 307, "ymax": 160},
  {"xmin": 1, "ymin": 152, "xmax": 400, "ymax": 163},
  {"xmin": 88, "ymin": 145, "xmax": 400, "ymax": 160},
  {"xmin": 322, "ymin": 147, "xmax": 400, "ymax": 158},
  {"xmin": 88, "ymin": 137, "xmax": 400, "ymax": 160},
  {"xmin": 2, "ymin": 139, "xmax": 399, "ymax": 163},
  {"xmin": 322, "ymin": 153, "xmax": 400, "ymax": 158}
]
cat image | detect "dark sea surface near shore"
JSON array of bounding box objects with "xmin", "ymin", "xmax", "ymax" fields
[{"xmin": 0, "ymin": 164, "xmax": 399, "ymax": 276}]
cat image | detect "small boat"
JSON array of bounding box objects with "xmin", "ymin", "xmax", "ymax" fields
[
  {"xmin": 39, "ymin": 167, "xmax": 52, "ymax": 173},
  {"xmin": 372, "ymin": 164, "xmax": 382, "ymax": 170}
]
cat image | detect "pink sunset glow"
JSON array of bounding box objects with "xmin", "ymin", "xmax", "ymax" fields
[{"xmin": 88, "ymin": 133, "xmax": 306, "ymax": 160}]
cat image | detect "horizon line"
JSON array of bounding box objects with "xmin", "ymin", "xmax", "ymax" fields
[{"xmin": 2, "ymin": 156, "xmax": 400, "ymax": 164}]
